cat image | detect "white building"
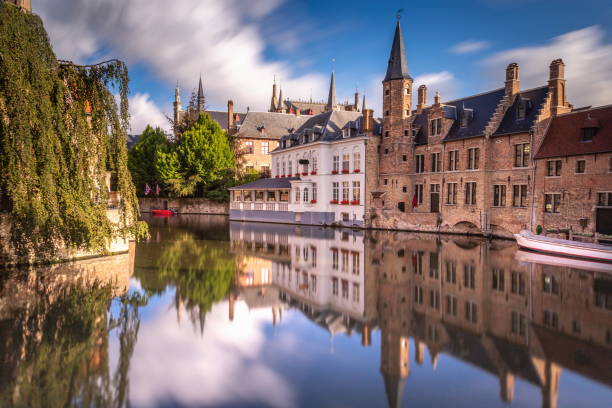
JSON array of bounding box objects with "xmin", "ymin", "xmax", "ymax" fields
[{"xmin": 229, "ymin": 109, "xmax": 379, "ymax": 227}]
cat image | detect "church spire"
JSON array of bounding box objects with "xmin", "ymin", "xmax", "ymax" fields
[
  {"xmin": 270, "ymin": 76, "xmax": 278, "ymax": 112},
  {"xmin": 384, "ymin": 20, "xmax": 411, "ymax": 82},
  {"xmin": 196, "ymin": 75, "xmax": 206, "ymax": 111},
  {"xmin": 278, "ymin": 86, "xmax": 284, "ymax": 113},
  {"xmin": 327, "ymin": 71, "xmax": 337, "ymax": 111}
]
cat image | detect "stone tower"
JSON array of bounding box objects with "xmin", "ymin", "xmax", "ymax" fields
[
  {"xmin": 326, "ymin": 71, "xmax": 338, "ymax": 112},
  {"xmin": 269, "ymin": 78, "xmax": 278, "ymax": 112},
  {"xmin": 548, "ymin": 59, "xmax": 571, "ymax": 116},
  {"xmin": 378, "ymin": 19, "xmax": 414, "ymax": 213},
  {"xmin": 196, "ymin": 75, "xmax": 206, "ymax": 112},
  {"xmin": 6, "ymin": 0, "xmax": 31, "ymax": 12},
  {"xmin": 173, "ymin": 83, "xmax": 182, "ymax": 136}
]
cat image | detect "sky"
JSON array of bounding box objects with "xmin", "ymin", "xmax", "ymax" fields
[{"xmin": 33, "ymin": 0, "xmax": 612, "ymax": 134}]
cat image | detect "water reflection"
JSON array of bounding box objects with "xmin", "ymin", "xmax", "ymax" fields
[{"xmin": 0, "ymin": 215, "xmax": 611, "ymax": 407}]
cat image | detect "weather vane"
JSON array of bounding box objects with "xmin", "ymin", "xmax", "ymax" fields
[
  {"xmin": 332, "ymin": 58, "xmax": 336, "ymax": 72},
  {"xmin": 396, "ymin": 8, "xmax": 404, "ymax": 20}
]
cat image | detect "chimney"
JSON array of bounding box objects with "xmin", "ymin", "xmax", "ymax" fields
[
  {"xmin": 361, "ymin": 324, "xmax": 371, "ymax": 347},
  {"xmin": 548, "ymin": 58, "xmax": 570, "ymax": 115},
  {"xmin": 227, "ymin": 100, "xmax": 234, "ymax": 131},
  {"xmin": 354, "ymin": 90, "xmax": 360, "ymax": 111},
  {"xmin": 417, "ymin": 85, "xmax": 427, "ymax": 112},
  {"xmin": 505, "ymin": 63, "xmax": 520, "ymax": 96},
  {"xmin": 434, "ymin": 91, "xmax": 441, "ymax": 106},
  {"xmin": 363, "ymin": 108, "xmax": 374, "ymax": 134}
]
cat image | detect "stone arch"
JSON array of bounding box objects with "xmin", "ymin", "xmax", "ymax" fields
[
  {"xmin": 451, "ymin": 221, "xmax": 480, "ymax": 235},
  {"xmin": 490, "ymin": 224, "xmax": 514, "ymax": 239}
]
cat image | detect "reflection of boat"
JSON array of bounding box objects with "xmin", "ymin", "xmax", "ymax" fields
[
  {"xmin": 151, "ymin": 209, "xmax": 175, "ymax": 217},
  {"xmin": 515, "ymin": 249, "xmax": 612, "ymax": 273},
  {"xmin": 514, "ymin": 230, "xmax": 612, "ymax": 262}
]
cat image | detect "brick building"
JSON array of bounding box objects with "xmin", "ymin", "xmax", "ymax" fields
[{"xmin": 366, "ymin": 20, "xmax": 612, "ymax": 239}]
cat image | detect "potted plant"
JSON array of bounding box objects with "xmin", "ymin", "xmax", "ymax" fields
[
  {"xmin": 353, "ymin": 169, "xmax": 360, "ymax": 173},
  {"xmin": 351, "ymin": 200, "xmax": 360, "ymax": 205},
  {"xmin": 310, "ymin": 171, "xmax": 317, "ymax": 175},
  {"xmin": 342, "ymin": 169, "xmax": 349, "ymax": 174},
  {"xmin": 302, "ymin": 172, "xmax": 308, "ymax": 176},
  {"xmin": 341, "ymin": 200, "xmax": 349, "ymax": 205},
  {"xmin": 331, "ymin": 170, "xmax": 338, "ymax": 175},
  {"xmin": 330, "ymin": 200, "xmax": 338, "ymax": 204},
  {"xmin": 310, "ymin": 199, "xmax": 317, "ymax": 204}
]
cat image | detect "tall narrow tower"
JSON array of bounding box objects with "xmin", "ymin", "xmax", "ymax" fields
[
  {"xmin": 378, "ymin": 18, "xmax": 414, "ymax": 212},
  {"xmin": 173, "ymin": 83, "xmax": 182, "ymax": 136},
  {"xmin": 196, "ymin": 75, "xmax": 206, "ymax": 111},
  {"xmin": 326, "ymin": 71, "xmax": 338, "ymax": 112},
  {"xmin": 269, "ymin": 78, "xmax": 278, "ymax": 112}
]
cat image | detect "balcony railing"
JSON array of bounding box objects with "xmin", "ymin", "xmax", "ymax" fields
[{"xmin": 230, "ymin": 201, "xmax": 289, "ymax": 211}]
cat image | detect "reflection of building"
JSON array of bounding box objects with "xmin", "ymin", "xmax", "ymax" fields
[{"xmin": 229, "ymin": 221, "xmax": 612, "ymax": 408}]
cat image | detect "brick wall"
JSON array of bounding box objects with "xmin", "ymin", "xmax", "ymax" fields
[{"xmin": 139, "ymin": 197, "xmax": 229, "ymax": 215}]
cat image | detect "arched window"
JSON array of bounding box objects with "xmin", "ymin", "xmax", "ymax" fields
[
  {"xmin": 312, "ymin": 156, "xmax": 318, "ymax": 173},
  {"xmin": 295, "ymin": 188, "xmax": 300, "ymax": 202},
  {"xmin": 353, "ymin": 150, "xmax": 361, "ymax": 171},
  {"xmin": 276, "ymin": 161, "xmax": 280, "ymax": 176},
  {"xmin": 282, "ymin": 161, "xmax": 286, "ymax": 176},
  {"xmin": 288, "ymin": 160, "xmax": 293, "ymax": 176},
  {"xmin": 303, "ymin": 188, "xmax": 309, "ymax": 202}
]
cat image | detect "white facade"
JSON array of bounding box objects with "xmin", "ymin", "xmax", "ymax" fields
[{"xmin": 271, "ymin": 135, "xmax": 367, "ymax": 225}]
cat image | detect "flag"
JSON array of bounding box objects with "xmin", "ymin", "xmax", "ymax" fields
[
  {"xmin": 155, "ymin": 184, "xmax": 160, "ymax": 196},
  {"xmin": 412, "ymin": 193, "xmax": 418, "ymax": 208},
  {"xmin": 144, "ymin": 183, "xmax": 151, "ymax": 196}
]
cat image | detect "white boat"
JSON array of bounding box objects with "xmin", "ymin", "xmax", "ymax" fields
[
  {"xmin": 515, "ymin": 249, "xmax": 612, "ymax": 273},
  {"xmin": 514, "ymin": 230, "xmax": 612, "ymax": 263}
]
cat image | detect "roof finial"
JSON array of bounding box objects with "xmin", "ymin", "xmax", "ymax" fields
[{"xmin": 396, "ymin": 8, "xmax": 404, "ymax": 21}]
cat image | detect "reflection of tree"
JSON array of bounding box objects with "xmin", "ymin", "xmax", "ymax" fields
[
  {"xmin": 154, "ymin": 233, "xmax": 235, "ymax": 331},
  {"xmin": 0, "ymin": 281, "xmax": 146, "ymax": 407}
]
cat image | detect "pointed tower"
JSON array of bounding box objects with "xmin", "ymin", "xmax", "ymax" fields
[
  {"xmin": 362, "ymin": 94, "xmax": 367, "ymax": 113},
  {"xmin": 377, "ymin": 18, "xmax": 414, "ymax": 214},
  {"xmin": 354, "ymin": 89, "xmax": 360, "ymax": 111},
  {"xmin": 326, "ymin": 71, "xmax": 338, "ymax": 112},
  {"xmin": 270, "ymin": 78, "xmax": 278, "ymax": 112},
  {"xmin": 196, "ymin": 75, "xmax": 206, "ymax": 111},
  {"xmin": 173, "ymin": 83, "xmax": 182, "ymax": 136},
  {"xmin": 278, "ymin": 87, "xmax": 285, "ymax": 113}
]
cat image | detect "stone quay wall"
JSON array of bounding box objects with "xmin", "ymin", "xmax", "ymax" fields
[{"xmin": 138, "ymin": 197, "xmax": 229, "ymax": 215}]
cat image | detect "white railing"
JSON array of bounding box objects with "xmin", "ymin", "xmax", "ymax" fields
[{"xmin": 231, "ymin": 201, "xmax": 290, "ymax": 212}]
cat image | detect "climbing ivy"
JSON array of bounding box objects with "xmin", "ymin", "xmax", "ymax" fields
[{"xmin": 0, "ymin": 3, "xmax": 147, "ymax": 261}]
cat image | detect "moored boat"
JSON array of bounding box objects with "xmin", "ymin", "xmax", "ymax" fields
[
  {"xmin": 514, "ymin": 230, "xmax": 612, "ymax": 263},
  {"xmin": 515, "ymin": 249, "xmax": 612, "ymax": 273},
  {"xmin": 151, "ymin": 209, "xmax": 175, "ymax": 217}
]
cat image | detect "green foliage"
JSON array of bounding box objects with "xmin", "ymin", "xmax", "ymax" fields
[
  {"xmin": 536, "ymin": 224, "xmax": 543, "ymax": 235},
  {"xmin": 127, "ymin": 125, "xmax": 168, "ymax": 192},
  {"xmin": 0, "ymin": 4, "xmax": 146, "ymax": 260}
]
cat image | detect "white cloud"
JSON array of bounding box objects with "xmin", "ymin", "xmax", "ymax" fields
[
  {"xmin": 125, "ymin": 299, "xmax": 296, "ymax": 408},
  {"xmin": 413, "ymin": 71, "xmax": 457, "ymax": 103},
  {"xmin": 450, "ymin": 40, "xmax": 490, "ymax": 54},
  {"xmin": 483, "ymin": 26, "xmax": 612, "ymax": 107},
  {"xmin": 128, "ymin": 93, "xmax": 170, "ymax": 134},
  {"xmin": 35, "ymin": 0, "xmax": 327, "ymax": 114}
]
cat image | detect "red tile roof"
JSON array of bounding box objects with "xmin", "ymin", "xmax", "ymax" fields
[{"xmin": 535, "ymin": 105, "xmax": 612, "ymax": 159}]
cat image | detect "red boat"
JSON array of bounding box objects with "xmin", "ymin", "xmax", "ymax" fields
[{"xmin": 151, "ymin": 209, "xmax": 175, "ymax": 217}]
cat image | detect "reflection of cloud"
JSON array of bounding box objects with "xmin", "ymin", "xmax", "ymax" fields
[
  {"xmin": 482, "ymin": 26, "xmax": 612, "ymax": 107},
  {"xmin": 127, "ymin": 298, "xmax": 296, "ymax": 408},
  {"xmin": 450, "ymin": 40, "xmax": 490, "ymax": 54}
]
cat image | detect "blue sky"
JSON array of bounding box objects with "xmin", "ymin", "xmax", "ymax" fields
[{"xmin": 35, "ymin": 0, "xmax": 612, "ymax": 133}]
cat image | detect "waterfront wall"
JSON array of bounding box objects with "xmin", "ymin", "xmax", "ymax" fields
[
  {"xmin": 0, "ymin": 210, "xmax": 131, "ymax": 267},
  {"xmin": 139, "ymin": 197, "xmax": 228, "ymax": 215}
]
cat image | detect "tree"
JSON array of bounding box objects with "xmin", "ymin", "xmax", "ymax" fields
[{"xmin": 128, "ymin": 126, "xmax": 167, "ymax": 192}]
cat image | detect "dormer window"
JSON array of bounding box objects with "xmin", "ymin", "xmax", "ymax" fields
[
  {"xmin": 430, "ymin": 118, "xmax": 442, "ymax": 136},
  {"xmin": 461, "ymin": 109, "xmax": 473, "ymax": 128},
  {"xmin": 516, "ymin": 98, "xmax": 531, "ymax": 120},
  {"xmin": 581, "ymin": 127, "xmax": 597, "ymax": 142}
]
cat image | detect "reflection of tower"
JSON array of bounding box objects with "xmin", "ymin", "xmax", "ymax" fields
[{"xmin": 380, "ymin": 333, "xmax": 409, "ymax": 408}]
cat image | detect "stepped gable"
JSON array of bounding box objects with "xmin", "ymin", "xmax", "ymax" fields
[
  {"xmin": 236, "ymin": 111, "xmax": 309, "ymax": 140},
  {"xmin": 492, "ymin": 86, "xmax": 549, "ymax": 136},
  {"xmin": 535, "ymin": 105, "xmax": 612, "ymax": 159}
]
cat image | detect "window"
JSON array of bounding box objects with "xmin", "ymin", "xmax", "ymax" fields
[
  {"xmin": 511, "ymin": 312, "xmax": 526, "ymax": 336},
  {"xmin": 404, "ymin": 129, "xmax": 409, "ymax": 136},
  {"xmin": 332, "ymin": 277, "xmax": 338, "ymax": 295},
  {"xmin": 383, "ymin": 178, "xmax": 388, "ymax": 186},
  {"xmin": 598, "ymin": 192, "xmax": 612, "ymax": 206},
  {"xmin": 282, "ymin": 161, "xmax": 286, "ymax": 175},
  {"xmin": 446, "ymin": 295, "xmax": 457, "ymax": 316},
  {"xmin": 276, "ymin": 161, "xmax": 280, "ymax": 176},
  {"xmin": 465, "ymin": 182, "xmax": 477, "ymax": 205},
  {"xmin": 416, "ymin": 155, "xmax": 425, "ymax": 173},
  {"xmin": 572, "ymin": 320, "xmax": 581, "ymax": 334},
  {"xmin": 544, "ymin": 193, "xmax": 561, "ymax": 213},
  {"xmin": 465, "ymin": 301, "xmax": 477, "ymax": 323},
  {"xmin": 302, "ymin": 159, "xmax": 308, "ymax": 174},
  {"xmin": 514, "ymin": 143, "xmax": 530, "ymax": 167},
  {"xmin": 448, "ymin": 150, "xmax": 458, "ymax": 171},
  {"xmin": 402, "ymin": 186, "xmax": 407, "ymax": 193},
  {"xmin": 303, "ymin": 188, "xmax": 309, "ymax": 202},
  {"xmin": 245, "ymin": 141, "xmax": 254, "ymax": 154},
  {"xmin": 294, "ymin": 188, "xmax": 300, "ymax": 202},
  {"xmin": 405, "ymin": 88, "xmax": 410, "ymax": 95},
  {"xmin": 546, "ymin": 160, "xmax": 562, "ymax": 177},
  {"xmin": 332, "ymin": 155, "xmax": 339, "ymax": 172},
  {"xmin": 581, "ymin": 127, "xmax": 597, "ymax": 142},
  {"xmin": 575, "ymin": 159, "xmax": 586, "ymax": 174},
  {"xmin": 353, "ymin": 283, "xmax": 360, "ymax": 302},
  {"xmin": 352, "ymin": 251, "xmax": 360, "ymax": 275},
  {"xmin": 414, "ymin": 251, "xmax": 424, "ymax": 275},
  {"xmin": 342, "ymin": 181, "xmax": 349, "ymax": 202},
  {"xmin": 493, "ymin": 185, "xmax": 506, "ymax": 207},
  {"xmin": 464, "ymin": 264, "xmax": 475, "ymax": 289},
  {"xmin": 431, "ymin": 152, "xmax": 441, "ymax": 172},
  {"xmin": 542, "ymin": 273, "xmax": 559, "ymax": 295},
  {"xmin": 429, "ymin": 289, "xmax": 440, "ymax": 310},
  {"xmin": 311, "ymin": 275, "xmax": 317, "ymax": 293},
  {"xmin": 513, "ymin": 185, "xmax": 528, "ymax": 207},
  {"xmin": 352, "ymin": 181, "xmax": 360, "ymax": 202},
  {"xmin": 430, "ymin": 118, "xmax": 442, "ymax": 136},
  {"xmin": 467, "ymin": 148, "xmax": 480, "ymax": 170},
  {"xmin": 397, "ymin": 201, "xmax": 405, "ymax": 212},
  {"xmin": 267, "ymin": 191, "xmax": 276, "ymax": 201},
  {"xmin": 402, "ymin": 155, "xmax": 407, "ymax": 162},
  {"xmin": 342, "ymin": 153, "xmax": 350, "ymax": 172},
  {"xmin": 415, "ymin": 184, "xmax": 424, "ymax": 204},
  {"xmin": 385, "ymin": 110, "xmax": 390, "ymax": 116},
  {"xmin": 261, "ymin": 142, "xmax": 269, "ymax": 154},
  {"xmin": 385, "ymin": 88, "xmax": 390, "ymax": 96},
  {"xmin": 511, "ymin": 271, "xmax": 525, "ymax": 295},
  {"xmin": 342, "ymin": 280, "xmax": 349, "ymax": 299},
  {"xmin": 543, "ymin": 310, "xmax": 559, "ymax": 329},
  {"xmin": 312, "ymin": 183, "xmax": 317, "ymax": 202},
  {"xmin": 385, "ymin": 131, "xmax": 389, "ymax": 137},
  {"xmin": 492, "ymin": 268, "xmax": 505, "ymax": 291},
  {"xmin": 332, "ymin": 249, "xmax": 338, "ymax": 270},
  {"xmin": 384, "ymin": 148, "xmax": 389, "ymax": 155},
  {"xmin": 332, "ymin": 182, "xmax": 339, "ymax": 201},
  {"xmin": 288, "ymin": 160, "xmax": 293, "ymax": 175},
  {"xmin": 312, "ymin": 156, "xmax": 318, "ymax": 172},
  {"xmin": 414, "ymin": 285, "xmax": 423, "ymax": 304},
  {"xmin": 447, "ymin": 183, "xmax": 457, "ymax": 205},
  {"xmin": 445, "ymin": 261, "xmax": 457, "ymax": 284},
  {"xmin": 353, "ymin": 152, "xmax": 361, "ymax": 170},
  {"xmin": 342, "ymin": 251, "xmax": 349, "ymax": 272}
]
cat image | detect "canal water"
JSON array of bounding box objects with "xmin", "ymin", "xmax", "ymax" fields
[{"xmin": 1, "ymin": 214, "xmax": 611, "ymax": 407}]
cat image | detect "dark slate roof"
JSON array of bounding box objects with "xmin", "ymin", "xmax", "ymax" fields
[
  {"xmin": 127, "ymin": 134, "xmax": 141, "ymax": 149},
  {"xmin": 384, "ymin": 21, "xmax": 411, "ymax": 82},
  {"xmin": 535, "ymin": 105, "xmax": 612, "ymax": 159},
  {"xmin": 236, "ymin": 112, "xmax": 309, "ymax": 140},
  {"xmin": 275, "ymin": 110, "xmax": 368, "ymax": 151},
  {"xmin": 228, "ymin": 176, "xmax": 299, "ymax": 190},
  {"xmin": 412, "ymin": 88, "xmax": 506, "ymax": 144},
  {"xmin": 207, "ymin": 110, "xmax": 245, "ymax": 130},
  {"xmin": 493, "ymin": 86, "xmax": 549, "ymax": 136}
]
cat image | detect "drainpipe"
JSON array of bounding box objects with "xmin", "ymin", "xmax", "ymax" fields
[{"xmin": 529, "ymin": 130, "xmax": 536, "ymax": 232}]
